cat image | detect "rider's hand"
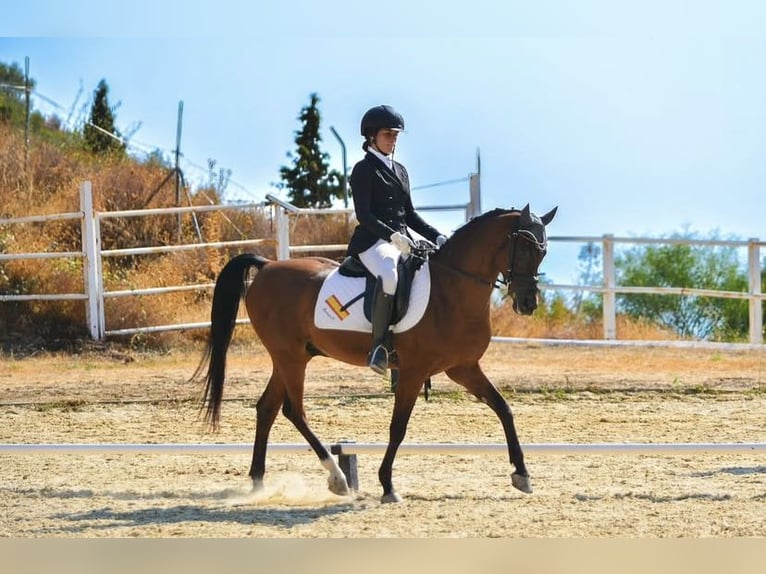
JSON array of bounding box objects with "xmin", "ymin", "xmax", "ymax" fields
[
  {"xmin": 390, "ymin": 231, "xmax": 414, "ymax": 255},
  {"xmin": 436, "ymin": 235, "xmax": 448, "ymax": 248}
]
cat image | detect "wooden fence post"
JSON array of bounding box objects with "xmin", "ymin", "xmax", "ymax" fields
[
  {"xmin": 80, "ymin": 181, "xmax": 103, "ymax": 340},
  {"xmin": 275, "ymin": 207, "xmax": 290, "ymax": 261}
]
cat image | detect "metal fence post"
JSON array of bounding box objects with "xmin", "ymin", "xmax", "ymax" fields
[
  {"xmin": 602, "ymin": 234, "xmax": 616, "ymax": 339},
  {"xmin": 80, "ymin": 181, "xmax": 103, "ymax": 340},
  {"xmin": 748, "ymin": 239, "xmax": 762, "ymax": 344},
  {"xmin": 468, "ymin": 172, "xmax": 482, "ymax": 220}
]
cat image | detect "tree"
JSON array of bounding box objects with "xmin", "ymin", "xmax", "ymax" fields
[
  {"xmin": 0, "ymin": 61, "xmax": 34, "ymax": 126},
  {"xmin": 616, "ymin": 232, "xmax": 749, "ymax": 341},
  {"xmin": 573, "ymin": 242, "xmax": 603, "ymax": 319},
  {"xmin": 84, "ymin": 79, "xmax": 125, "ymax": 155},
  {"xmin": 276, "ymin": 93, "xmax": 343, "ymax": 208}
]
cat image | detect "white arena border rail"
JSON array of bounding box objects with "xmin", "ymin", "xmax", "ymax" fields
[
  {"xmin": 3, "ymin": 442, "xmax": 763, "ymax": 455},
  {"xmin": 5, "ymin": 442, "xmax": 762, "ymax": 490}
]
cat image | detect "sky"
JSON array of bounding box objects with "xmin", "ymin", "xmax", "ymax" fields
[{"xmin": 2, "ymin": 1, "xmax": 765, "ymax": 283}]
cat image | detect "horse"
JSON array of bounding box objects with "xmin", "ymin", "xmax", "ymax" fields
[{"xmin": 192, "ymin": 203, "xmax": 557, "ymax": 503}]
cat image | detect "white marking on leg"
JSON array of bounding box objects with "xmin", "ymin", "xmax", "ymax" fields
[{"xmin": 321, "ymin": 457, "xmax": 350, "ymax": 496}]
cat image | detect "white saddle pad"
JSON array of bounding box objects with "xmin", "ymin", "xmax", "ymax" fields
[{"xmin": 314, "ymin": 264, "xmax": 431, "ymax": 333}]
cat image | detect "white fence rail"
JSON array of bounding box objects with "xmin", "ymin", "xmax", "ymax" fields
[
  {"xmin": 1, "ymin": 182, "xmax": 270, "ymax": 339},
  {"xmin": 0, "ymin": 181, "xmax": 763, "ymax": 345},
  {"xmin": 545, "ymin": 234, "xmax": 764, "ymax": 345}
]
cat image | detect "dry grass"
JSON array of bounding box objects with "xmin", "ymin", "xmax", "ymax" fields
[
  {"xmin": 490, "ymin": 307, "xmax": 679, "ymax": 341},
  {"xmin": 0, "ymin": 124, "xmax": 280, "ymax": 346}
]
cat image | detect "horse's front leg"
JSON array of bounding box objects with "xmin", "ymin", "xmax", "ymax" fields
[
  {"xmin": 281, "ymin": 399, "xmax": 349, "ymax": 496},
  {"xmin": 445, "ymin": 363, "xmax": 532, "ymax": 494},
  {"xmin": 276, "ymin": 362, "xmax": 349, "ymax": 496},
  {"xmin": 378, "ymin": 372, "xmax": 424, "ymax": 503}
]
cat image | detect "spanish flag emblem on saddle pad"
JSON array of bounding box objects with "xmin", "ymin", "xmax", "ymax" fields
[{"xmin": 325, "ymin": 294, "xmax": 350, "ymax": 320}]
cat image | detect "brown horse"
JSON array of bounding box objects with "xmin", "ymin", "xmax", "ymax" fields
[{"xmin": 192, "ymin": 204, "xmax": 557, "ymax": 503}]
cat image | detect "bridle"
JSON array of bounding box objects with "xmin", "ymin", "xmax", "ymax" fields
[
  {"xmin": 425, "ymin": 217, "xmax": 547, "ymax": 297},
  {"xmin": 502, "ymin": 220, "xmax": 547, "ymax": 305},
  {"xmin": 504, "ymin": 219, "xmax": 547, "ymax": 281}
]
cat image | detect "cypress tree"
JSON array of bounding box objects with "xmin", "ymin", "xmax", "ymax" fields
[
  {"xmin": 277, "ymin": 93, "xmax": 343, "ymax": 208},
  {"xmin": 84, "ymin": 79, "xmax": 125, "ymax": 155}
]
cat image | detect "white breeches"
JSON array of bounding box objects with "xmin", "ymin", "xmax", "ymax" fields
[{"xmin": 359, "ymin": 239, "xmax": 401, "ymax": 295}]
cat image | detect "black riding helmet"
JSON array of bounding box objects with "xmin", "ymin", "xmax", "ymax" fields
[{"xmin": 360, "ymin": 105, "xmax": 405, "ymax": 138}]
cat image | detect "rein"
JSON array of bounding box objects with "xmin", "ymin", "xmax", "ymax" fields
[
  {"xmin": 429, "ymin": 257, "xmax": 500, "ymax": 289},
  {"xmin": 408, "ymin": 240, "xmax": 499, "ymax": 289}
]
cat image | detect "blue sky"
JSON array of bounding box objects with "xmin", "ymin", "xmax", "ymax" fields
[{"xmin": 2, "ymin": 1, "xmax": 765, "ymax": 283}]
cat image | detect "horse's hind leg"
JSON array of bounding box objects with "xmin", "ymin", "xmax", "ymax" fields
[
  {"xmin": 249, "ymin": 375, "xmax": 286, "ymax": 490},
  {"xmin": 445, "ymin": 363, "xmax": 532, "ymax": 494},
  {"xmin": 275, "ymin": 359, "xmax": 349, "ymax": 496}
]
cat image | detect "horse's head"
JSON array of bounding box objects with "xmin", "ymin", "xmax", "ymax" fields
[{"xmin": 504, "ymin": 204, "xmax": 557, "ymax": 315}]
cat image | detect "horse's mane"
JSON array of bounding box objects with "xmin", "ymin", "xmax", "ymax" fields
[{"xmin": 448, "ymin": 207, "xmax": 517, "ymax": 241}]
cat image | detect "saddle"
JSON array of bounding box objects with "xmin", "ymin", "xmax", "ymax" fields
[{"xmin": 337, "ymin": 254, "xmax": 428, "ymax": 324}]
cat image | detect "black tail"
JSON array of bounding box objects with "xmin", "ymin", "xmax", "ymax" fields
[{"xmin": 191, "ymin": 253, "xmax": 268, "ymax": 429}]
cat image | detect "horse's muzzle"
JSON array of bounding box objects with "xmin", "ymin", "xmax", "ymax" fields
[
  {"xmin": 510, "ymin": 279, "xmax": 539, "ymax": 315},
  {"xmin": 512, "ymin": 292, "xmax": 538, "ymax": 315}
]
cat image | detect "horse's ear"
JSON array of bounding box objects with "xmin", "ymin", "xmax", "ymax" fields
[
  {"xmin": 540, "ymin": 206, "xmax": 558, "ymax": 226},
  {"xmin": 520, "ymin": 203, "xmax": 531, "ymax": 223}
]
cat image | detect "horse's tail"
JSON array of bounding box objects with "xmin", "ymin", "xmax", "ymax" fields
[{"xmin": 191, "ymin": 253, "xmax": 268, "ymax": 430}]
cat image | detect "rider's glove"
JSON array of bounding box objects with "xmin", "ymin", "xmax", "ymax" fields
[
  {"xmin": 390, "ymin": 231, "xmax": 414, "ymax": 255},
  {"xmin": 436, "ymin": 235, "xmax": 448, "ymax": 248}
]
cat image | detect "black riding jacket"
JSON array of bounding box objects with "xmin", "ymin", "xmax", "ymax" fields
[{"xmin": 346, "ymin": 152, "xmax": 441, "ymax": 257}]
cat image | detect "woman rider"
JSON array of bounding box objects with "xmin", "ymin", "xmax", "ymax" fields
[{"xmin": 346, "ymin": 105, "xmax": 447, "ymax": 375}]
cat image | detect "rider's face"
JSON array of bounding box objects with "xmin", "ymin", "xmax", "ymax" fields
[{"xmin": 373, "ymin": 129, "xmax": 400, "ymax": 155}]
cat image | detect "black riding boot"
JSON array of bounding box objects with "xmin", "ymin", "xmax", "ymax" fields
[{"xmin": 368, "ymin": 281, "xmax": 394, "ymax": 375}]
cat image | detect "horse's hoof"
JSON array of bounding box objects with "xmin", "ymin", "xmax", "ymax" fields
[
  {"xmin": 511, "ymin": 472, "xmax": 533, "ymax": 494},
  {"xmin": 381, "ymin": 491, "xmax": 402, "ymax": 504},
  {"xmin": 328, "ymin": 475, "xmax": 350, "ymax": 496},
  {"xmin": 251, "ymin": 479, "xmax": 264, "ymax": 492}
]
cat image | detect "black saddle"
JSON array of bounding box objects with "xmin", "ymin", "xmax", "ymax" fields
[{"xmin": 337, "ymin": 251, "xmax": 429, "ymax": 324}]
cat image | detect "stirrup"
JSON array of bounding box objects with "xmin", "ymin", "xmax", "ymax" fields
[{"xmin": 368, "ymin": 344, "xmax": 389, "ymax": 375}]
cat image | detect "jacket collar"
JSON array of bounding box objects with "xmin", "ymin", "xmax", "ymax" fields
[{"xmin": 366, "ymin": 151, "xmax": 406, "ymax": 190}]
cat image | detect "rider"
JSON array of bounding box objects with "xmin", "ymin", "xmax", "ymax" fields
[{"xmin": 347, "ymin": 104, "xmax": 447, "ymax": 375}]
